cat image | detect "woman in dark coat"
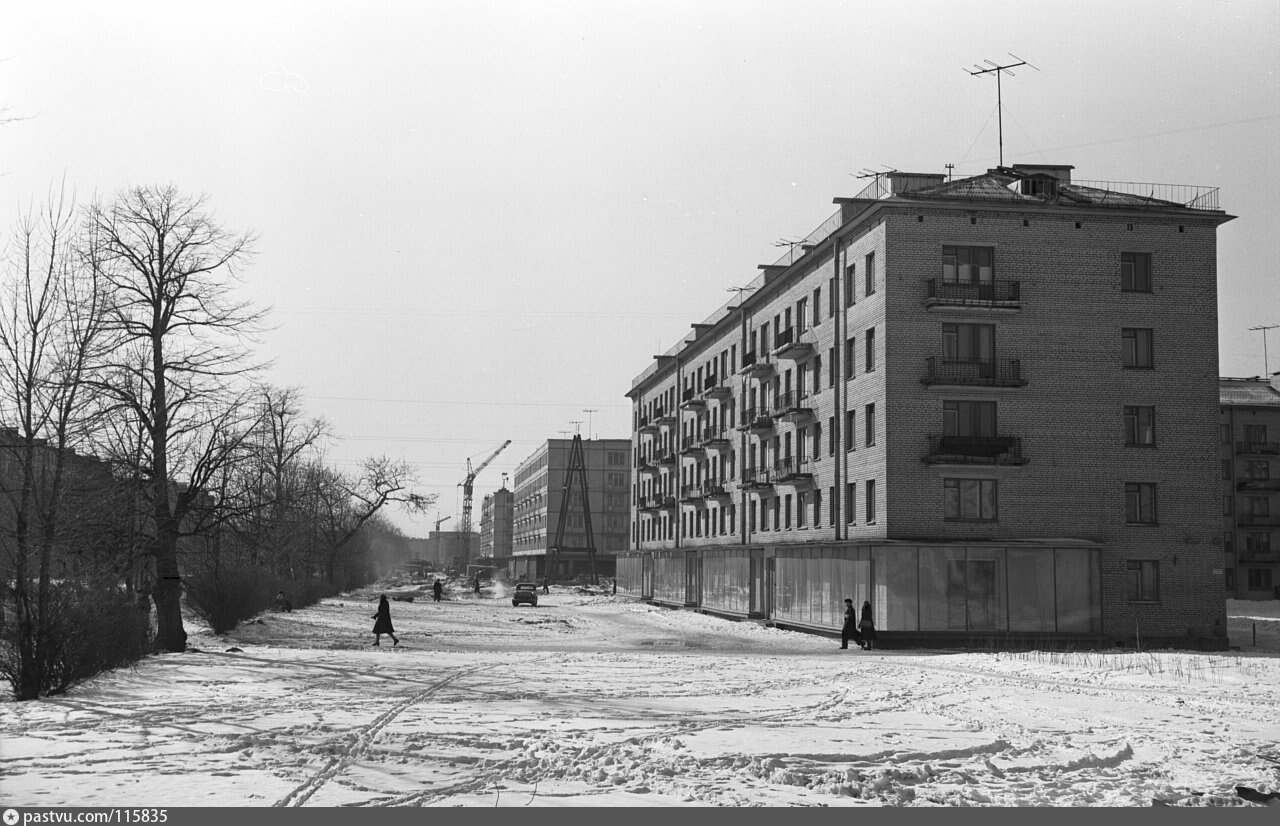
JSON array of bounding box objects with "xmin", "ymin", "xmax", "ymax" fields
[
  {"xmin": 840, "ymin": 598, "xmax": 863, "ymax": 650},
  {"xmin": 372, "ymin": 594, "xmax": 399, "ymax": 646},
  {"xmin": 859, "ymin": 600, "xmax": 876, "ymax": 650}
]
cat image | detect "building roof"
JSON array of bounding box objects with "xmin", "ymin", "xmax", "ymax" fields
[{"xmin": 1220, "ymin": 377, "xmax": 1280, "ymax": 407}]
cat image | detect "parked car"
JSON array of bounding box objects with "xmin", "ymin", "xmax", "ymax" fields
[{"xmin": 512, "ymin": 582, "xmax": 539, "ymax": 607}]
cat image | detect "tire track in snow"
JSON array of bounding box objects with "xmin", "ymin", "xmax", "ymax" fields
[{"xmin": 273, "ymin": 664, "xmax": 495, "ymax": 807}]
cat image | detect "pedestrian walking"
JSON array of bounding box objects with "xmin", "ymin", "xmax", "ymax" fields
[
  {"xmin": 432, "ymin": 579, "xmax": 443, "ymax": 602},
  {"xmin": 840, "ymin": 598, "xmax": 863, "ymax": 650},
  {"xmin": 859, "ymin": 599, "xmax": 876, "ymax": 650},
  {"xmin": 371, "ymin": 594, "xmax": 399, "ymax": 647},
  {"xmin": 474, "ymin": 575, "xmax": 481, "ymax": 595}
]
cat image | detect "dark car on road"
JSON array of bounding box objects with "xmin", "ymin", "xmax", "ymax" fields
[{"xmin": 512, "ymin": 582, "xmax": 539, "ymax": 607}]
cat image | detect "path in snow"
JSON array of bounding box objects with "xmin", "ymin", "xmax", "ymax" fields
[{"xmin": 2, "ymin": 583, "xmax": 1278, "ymax": 807}]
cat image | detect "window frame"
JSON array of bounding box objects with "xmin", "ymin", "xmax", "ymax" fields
[
  {"xmin": 1127, "ymin": 559, "xmax": 1160, "ymax": 602},
  {"xmin": 1125, "ymin": 482, "xmax": 1158, "ymax": 525},
  {"xmin": 1122, "ymin": 328, "xmax": 1155, "ymax": 369},
  {"xmin": 1121, "ymin": 252, "xmax": 1152, "ymax": 293},
  {"xmin": 1123, "ymin": 405, "xmax": 1156, "ymax": 447},
  {"xmin": 943, "ymin": 478, "xmax": 999, "ymax": 521}
]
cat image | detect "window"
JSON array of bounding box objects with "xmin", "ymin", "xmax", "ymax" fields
[
  {"xmin": 866, "ymin": 479, "xmax": 877, "ymax": 523},
  {"xmin": 1121, "ymin": 252, "xmax": 1152, "ymax": 292},
  {"xmin": 1245, "ymin": 424, "xmax": 1267, "ymax": 446},
  {"xmin": 1124, "ymin": 406, "xmax": 1155, "ymax": 446},
  {"xmin": 1222, "ymin": 423, "xmax": 1232, "ymax": 444},
  {"xmin": 828, "ymin": 485, "xmax": 836, "ymax": 526},
  {"xmin": 944, "ymin": 478, "xmax": 998, "ymax": 521},
  {"xmin": 608, "ymin": 451, "xmax": 627, "ymax": 465},
  {"xmin": 1248, "ymin": 496, "xmax": 1270, "ymax": 517},
  {"xmin": 828, "ymin": 416, "xmax": 836, "ymax": 456},
  {"xmin": 796, "ymin": 298, "xmax": 807, "ymax": 333},
  {"xmin": 942, "ymin": 246, "xmax": 994, "ymax": 284},
  {"xmin": 828, "ymin": 276, "xmax": 837, "ymax": 316},
  {"xmin": 865, "ymin": 403, "xmax": 876, "ymax": 447},
  {"xmin": 828, "ymin": 347, "xmax": 837, "ymax": 386},
  {"xmin": 784, "ymin": 494, "xmax": 792, "ymax": 530},
  {"xmin": 845, "ymin": 410, "xmax": 856, "ymax": 452},
  {"xmin": 1127, "ymin": 560, "xmax": 1160, "ymax": 602},
  {"xmin": 943, "ymin": 322, "xmax": 995, "ymax": 363},
  {"xmin": 845, "ymin": 482, "xmax": 856, "ymax": 525},
  {"xmin": 1223, "ymin": 459, "xmax": 1233, "ymax": 480},
  {"xmin": 865, "ymin": 252, "xmax": 876, "ymax": 295},
  {"xmin": 944, "ymin": 400, "xmax": 996, "ymax": 437},
  {"xmin": 1224, "ymin": 531, "xmax": 1234, "ymax": 554},
  {"xmin": 812, "ymin": 423, "xmax": 821, "ymax": 460},
  {"xmin": 1125, "ymin": 482, "xmax": 1158, "ymax": 524},
  {"xmin": 1122, "ymin": 328, "xmax": 1154, "ymax": 368},
  {"xmin": 845, "ymin": 337, "xmax": 856, "ymax": 379},
  {"xmin": 1248, "ymin": 568, "xmax": 1274, "ymax": 590},
  {"xmin": 797, "ymin": 492, "xmax": 806, "ymax": 528},
  {"xmin": 1247, "ymin": 461, "xmax": 1271, "ymax": 480},
  {"xmin": 812, "ymin": 287, "xmax": 821, "ymax": 327},
  {"xmin": 1224, "ymin": 495, "xmax": 1234, "ymax": 515},
  {"xmin": 844, "ymin": 263, "xmax": 856, "ymax": 307},
  {"xmin": 1246, "ymin": 532, "xmax": 1271, "ymax": 555},
  {"xmin": 865, "ymin": 327, "xmax": 876, "ymax": 372}
]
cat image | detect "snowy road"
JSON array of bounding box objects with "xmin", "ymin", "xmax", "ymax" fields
[{"xmin": 2, "ymin": 582, "xmax": 1279, "ymax": 807}]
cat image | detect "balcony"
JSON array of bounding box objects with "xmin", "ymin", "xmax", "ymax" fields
[
  {"xmin": 922, "ymin": 357, "xmax": 1027, "ymax": 388},
  {"xmin": 656, "ymin": 407, "xmax": 678, "ymax": 428},
  {"xmin": 925, "ymin": 279, "xmax": 1022, "ymax": 310},
  {"xmin": 638, "ymin": 495, "xmax": 663, "ymax": 512},
  {"xmin": 682, "ymin": 434, "xmax": 707, "ymax": 458},
  {"xmin": 740, "ymin": 466, "xmax": 773, "ymax": 490},
  {"xmin": 638, "ymin": 416, "xmax": 659, "ymax": 435},
  {"xmin": 703, "ymin": 374, "xmax": 734, "ymax": 401},
  {"xmin": 773, "ymin": 456, "xmax": 814, "ymax": 487},
  {"xmin": 923, "ymin": 435, "xmax": 1028, "ymax": 466},
  {"xmin": 636, "ymin": 457, "xmax": 659, "ymax": 476},
  {"xmin": 735, "ymin": 408, "xmax": 775, "ymax": 434},
  {"xmin": 738, "ymin": 350, "xmax": 775, "ymax": 378},
  {"xmin": 1236, "ymin": 441, "xmax": 1280, "ymax": 456},
  {"xmin": 1238, "ymin": 513, "xmax": 1280, "ymax": 528},
  {"xmin": 1238, "ymin": 478, "xmax": 1280, "ymax": 491},
  {"xmin": 705, "ymin": 482, "xmax": 731, "ymax": 501},
  {"xmin": 682, "ymin": 484, "xmax": 705, "ymax": 504},
  {"xmin": 1239, "ymin": 549, "xmax": 1280, "ymax": 563},
  {"xmin": 772, "ymin": 391, "xmax": 815, "ymax": 424},
  {"xmin": 654, "ymin": 449, "xmax": 677, "ymax": 467},
  {"xmin": 706, "ymin": 427, "xmax": 733, "ymax": 451},
  {"xmin": 679, "ymin": 387, "xmax": 707, "ymax": 411},
  {"xmin": 771, "ymin": 327, "xmax": 815, "ymax": 362}
]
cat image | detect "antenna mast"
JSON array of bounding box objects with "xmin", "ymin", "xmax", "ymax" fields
[
  {"xmin": 1250, "ymin": 324, "xmax": 1279, "ymax": 376},
  {"xmin": 966, "ymin": 53, "xmax": 1039, "ymax": 167}
]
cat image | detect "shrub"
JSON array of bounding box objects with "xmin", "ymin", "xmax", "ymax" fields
[
  {"xmin": 183, "ymin": 565, "xmax": 276, "ymax": 634},
  {"xmin": 0, "ymin": 581, "xmax": 153, "ymax": 700}
]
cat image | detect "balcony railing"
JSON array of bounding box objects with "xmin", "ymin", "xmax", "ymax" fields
[
  {"xmin": 773, "ymin": 456, "xmax": 813, "ymax": 483},
  {"xmin": 1236, "ymin": 441, "xmax": 1280, "ymax": 456},
  {"xmin": 737, "ymin": 407, "xmax": 774, "ymax": 432},
  {"xmin": 741, "ymin": 466, "xmax": 773, "ymax": 489},
  {"xmin": 772, "ymin": 391, "xmax": 814, "ymax": 421},
  {"xmin": 923, "ymin": 357, "xmax": 1026, "ymax": 387},
  {"xmin": 926, "ymin": 279, "xmax": 1021, "ymax": 307},
  {"xmin": 739, "ymin": 351, "xmax": 774, "ymax": 376},
  {"xmin": 1238, "ymin": 479, "xmax": 1280, "ymax": 491},
  {"xmin": 1238, "ymin": 513, "xmax": 1280, "ymax": 527},
  {"xmin": 924, "ymin": 435, "xmax": 1027, "ymax": 465},
  {"xmin": 654, "ymin": 449, "xmax": 676, "ymax": 466}
]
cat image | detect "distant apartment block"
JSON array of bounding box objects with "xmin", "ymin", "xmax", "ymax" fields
[
  {"xmin": 510, "ymin": 438, "xmax": 631, "ymax": 582},
  {"xmin": 622, "ymin": 164, "xmax": 1235, "ymax": 648},
  {"xmin": 1221, "ymin": 375, "xmax": 1280, "ymax": 599},
  {"xmin": 479, "ymin": 487, "xmax": 514, "ymax": 565}
]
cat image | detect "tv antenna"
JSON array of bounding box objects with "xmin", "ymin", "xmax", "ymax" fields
[
  {"xmin": 1250, "ymin": 324, "xmax": 1279, "ymax": 376},
  {"xmin": 966, "ymin": 53, "xmax": 1039, "ymax": 167},
  {"xmin": 582, "ymin": 409, "xmax": 598, "ymax": 440}
]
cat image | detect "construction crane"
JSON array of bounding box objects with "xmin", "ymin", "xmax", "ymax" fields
[
  {"xmin": 459, "ymin": 440, "xmax": 511, "ymax": 535},
  {"xmin": 434, "ymin": 514, "xmax": 451, "ymax": 532}
]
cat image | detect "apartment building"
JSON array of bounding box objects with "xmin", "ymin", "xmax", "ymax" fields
[
  {"xmin": 622, "ymin": 164, "xmax": 1234, "ymax": 648},
  {"xmin": 509, "ymin": 438, "xmax": 631, "ymax": 582},
  {"xmin": 479, "ymin": 487, "xmax": 515, "ymax": 566},
  {"xmin": 1221, "ymin": 375, "xmax": 1280, "ymax": 599}
]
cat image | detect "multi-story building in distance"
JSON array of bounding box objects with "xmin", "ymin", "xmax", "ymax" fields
[
  {"xmin": 479, "ymin": 486, "xmax": 514, "ymax": 568},
  {"xmin": 622, "ymin": 164, "xmax": 1234, "ymax": 648},
  {"xmin": 510, "ymin": 438, "xmax": 631, "ymax": 583},
  {"xmin": 1221, "ymin": 375, "xmax": 1280, "ymax": 600}
]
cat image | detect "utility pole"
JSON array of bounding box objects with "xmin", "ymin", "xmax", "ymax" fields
[
  {"xmin": 966, "ymin": 54, "xmax": 1038, "ymax": 167},
  {"xmin": 1250, "ymin": 324, "xmax": 1279, "ymax": 376}
]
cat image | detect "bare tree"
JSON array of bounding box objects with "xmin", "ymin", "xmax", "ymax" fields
[
  {"xmin": 85, "ymin": 185, "xmax": 266, "ymax": 652},
  {"xmin": 0, "ymin": 184, "xmax": 111, "ymax": 698}
]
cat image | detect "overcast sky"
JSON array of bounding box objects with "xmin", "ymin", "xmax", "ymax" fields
[{"xmin": 3, "ymin": 1, "xmax": 1277, "ymax": 535}]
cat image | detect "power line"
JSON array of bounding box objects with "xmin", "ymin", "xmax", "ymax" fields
[{"xmin": 308, "ymin": 395, "xmax": 627, "ymax": 408}]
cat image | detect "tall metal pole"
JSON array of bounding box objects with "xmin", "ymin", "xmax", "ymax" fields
[
  {"xmin": 1250, "ymin": 324, "xmax": 1279, "ymax": 376},
  {"xmin": 966, "ymin": 55, "xmax": 1038, "ymax": 168}
]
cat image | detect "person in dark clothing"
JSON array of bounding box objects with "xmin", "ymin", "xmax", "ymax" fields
[
  {"xmin": 840, "ymin": 598, "xmax": 864, "ymax": 650},
  {"xmin": 371, "ymin": 594, "xmax": 399, "ymax": 646},
  {"xmin": 859, "ymin": 600, "xmax": 876, "ymax": 650},
  {"xmin": 474, "ymin": 576, "xmax": 481, "ymax": 595},
  {"xmin": 432, "ymin": 579, "xmax": 443, "ymax": 602}
]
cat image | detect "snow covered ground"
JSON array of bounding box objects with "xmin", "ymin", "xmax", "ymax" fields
[{"xmin": 2, "ymin": 580, "xmax": 1279, "ymax": 808}]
